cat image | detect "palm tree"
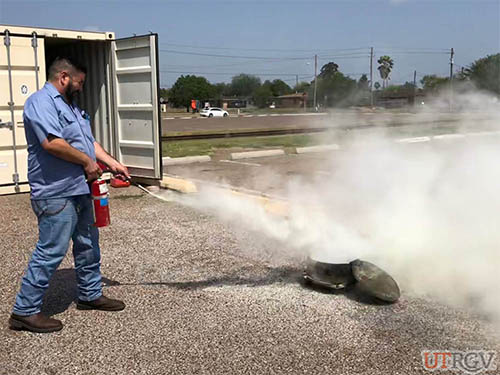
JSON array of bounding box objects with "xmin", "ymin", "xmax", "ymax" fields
[{"xmin": 377, "ymin": 56, "xmax": 394, "ymax": 89}]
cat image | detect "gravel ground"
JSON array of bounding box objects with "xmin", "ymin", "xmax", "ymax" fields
[{"xmin": 1, "ymin": 186, "xmax": 498, "ymax": 375}]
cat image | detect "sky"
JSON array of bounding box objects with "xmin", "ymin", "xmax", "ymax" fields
[{"xmin": 0, "ymin": 0, "xmax": 499, "ymax": 88}]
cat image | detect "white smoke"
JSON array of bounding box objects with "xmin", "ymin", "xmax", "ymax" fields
[{"xmin": 160, "ymin": 89, "xmax": 500, "ymax": 321}]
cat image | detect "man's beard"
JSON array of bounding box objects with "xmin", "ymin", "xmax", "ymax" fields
[{"xmin": 65, "ymin": 80, "xmax": 79, "ymax": 102}]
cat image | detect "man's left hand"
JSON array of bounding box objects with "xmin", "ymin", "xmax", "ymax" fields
[{"xmin": 110, "ymin": 161, "xmax": 131, "ymax": 179}]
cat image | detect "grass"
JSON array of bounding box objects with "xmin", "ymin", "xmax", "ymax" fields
[
  {"xmin": 162, "ymin": 120, "xmax": 468, "ymax": 158},
  {"xmin": 162, "ymin": 133, "xmax": 330, "ymax": 157}
]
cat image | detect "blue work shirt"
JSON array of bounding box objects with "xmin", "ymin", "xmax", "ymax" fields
[{"xmin": 23, "ymin": 82, "xmax": 96, "ymax": 199}]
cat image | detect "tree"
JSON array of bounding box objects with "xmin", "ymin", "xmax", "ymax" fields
[
  {"xmin": 228, "ymin": 74, "xmax": 261, "ymax": 97},
  {"xmin": 316, "ymin": 62, "xmax": 357, "ymax": 107},
  {"xmin": 293, "ymin": 81, "xmax": 311, "ymax": 93},
  {"xmin": 212, "ymin": 82, "xmax": 230, "ymax": 99},
  {"xmin": 159, "ymin": 88, "xmax": 169, "ymax": 102},
  {"xmin": 169, "ymin": 75, "xmax": 215, "ymax": 109},
  {"xmin": 461, "ymin": 53, "xmax": 500, "ymax": 95},
  {"xmin": 377, "ymin": 56, "xmax": 394, "ymax": 89},
  {"xmin": 420, "ymin": 75, "xmax": 449, "ymax": 92},
  {"xmin": 253, "ymin": 83, "xmax": 273, "ymax": 108},
  {"xmin": 357, "ymin": 74, "xmax": 369, "ymax": 90},
  {"xmin": 319, "ymin": 62, "xmax": 339, "ymax": 79},
  {"xmin": 270, "ymin": 79, "xmax": 292, "ymax": 96}
]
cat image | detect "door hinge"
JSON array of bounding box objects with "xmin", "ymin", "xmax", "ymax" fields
[{"xmin": 3, "ymin": 30, "xmax": 10, "ymax": 46}]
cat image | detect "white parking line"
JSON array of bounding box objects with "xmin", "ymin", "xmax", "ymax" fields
[
  {"xmin": 244, "ymin": 115, "xmax": 254, "ymax": 118},
  {"xmin": 181, "ymin": 117, "xmax": 192, "ymax": 119},
  {"xmin": 257, "ymin": 114, "xmax": 268, "ymax": 117},
  {"xmin": 433, "ymin": 134, "xmax": 466, "ymax": 140},
  {"xmin": 165, "ymin": 117, "xmax": 175, "ymax": 120},
  {"xmin": 466, "ymin": 130, "xmax": 500, "ymax": 137},
  {"xmin": 219, "ymin": 160, "xmax": 262, "ymax": 167},
  {"xmin": 395, "ymin": 136, "xmax": 431, "ymax": 143},
  {"xmin": 315, "ymin": 170, "xmax": 331, "ymax": 176}
]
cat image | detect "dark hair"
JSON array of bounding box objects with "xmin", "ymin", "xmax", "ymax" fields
[{"xmin": 48, "ymin": 57, "xmax": 87, "ymax": 80}]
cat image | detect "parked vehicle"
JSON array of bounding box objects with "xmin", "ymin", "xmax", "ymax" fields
[{"xmin": 200, "ymin": 107, "xmax": 229, "ymax": 118}]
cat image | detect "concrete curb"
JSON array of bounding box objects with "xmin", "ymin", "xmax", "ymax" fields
[
  {"xmin": 162, "ymin": 155, "xmax": 211, "ymax": 166},
  {"xmin": 295, "ymin": 144, "xmax": 340, "ymax": 154},
  {"xmin": 229, "ymin": 190, "xmax": 289, "ymax": 217},
  {"xmin": 160, "ymin": 175, "xmax": 198, "ymax": 193},
  {"xmin": 158, "ymin": 174, "xmax": 289, "ymax": 216},
  {"xmin": 230, "ymin": 149, "xmax": 285, "ymax": 160}
]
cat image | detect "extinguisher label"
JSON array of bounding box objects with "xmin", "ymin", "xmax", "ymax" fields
[
  {"xmin": 99, "ymin": 183, "xmax": 109, "ymax": 194},
  {"xmin": 100, "ymin": 198, "xmax": 108, "ymax": 206}
]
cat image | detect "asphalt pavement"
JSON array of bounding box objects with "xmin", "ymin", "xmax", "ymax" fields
[{"xmin": 160, "ymin": 111, "xmax": 472, "ymax": 136}]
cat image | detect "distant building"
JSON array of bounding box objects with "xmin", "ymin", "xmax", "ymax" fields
[
  {"xmin": 221, "ymin": 98, "xmax": 247, "ymax": 109},
  {"xmin": 375, "ymin": 89, "xmax": 425, "ymax": 108},
  {"xmin": 274, "ymin": 93, "xmax": 308, "ymax": 108}
]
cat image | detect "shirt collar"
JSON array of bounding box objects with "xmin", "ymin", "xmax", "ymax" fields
[{"xmin": 44, "ymin": 82, "xmax": 63, "ymax": 99}]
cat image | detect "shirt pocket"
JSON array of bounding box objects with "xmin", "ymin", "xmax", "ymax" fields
[{"xmin": 59, "ymin": 112, "xmax": 84, "ymax": 148}]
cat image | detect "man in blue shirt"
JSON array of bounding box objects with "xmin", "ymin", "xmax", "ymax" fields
[{"xmin": 9, "ymin": 57, "xmax": 130, "ymax": 333}]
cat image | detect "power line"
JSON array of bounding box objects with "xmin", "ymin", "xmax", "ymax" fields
[
  {"xmin": 161, "ymin": 49, "xmax": 372, "ymax": 61},
  {"xmin": 375, "ymin": 51, "xmax": 449, "ymax": 56},
  {"xmin": 162, "ymin": 58, "xmax": 308, "ymax": 69},
  {"xmin": 281, "ymin": 75, "xmax": 314, "ymax": 84},
  {"xmin": 318, "ymin": 55, "xmax": 370, "ymax": 60},
  {"xmin": 160, "ymin": 70, "xmax": 312, "ymax": 77},
  {"xmin": 372, "ymin": 46, "xmax": 450, "ymax": 52},
  {"xmin": 159, "ymin": 49, "xmax": 312, "ymax": 60},
  {"xmin": 159, "ymin": 42, "xmax": 370, "ymax": 53}
]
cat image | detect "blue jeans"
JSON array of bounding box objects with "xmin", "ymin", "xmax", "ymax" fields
[{"xmin": 13, "ymin": 194, "xmax": 102, "ymax": 316}]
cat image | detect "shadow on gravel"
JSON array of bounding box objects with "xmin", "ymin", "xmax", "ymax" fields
[
  {"xmin": 41, "ymin": 268, "xmax": 120, "ymax": 316},
  {"xmin": 301, "ymin": 281, "xmax": 395, "ymax": 306},
  {"xmin": 108, "ymin": 266, "xmax": 303, "ymax": 290}
]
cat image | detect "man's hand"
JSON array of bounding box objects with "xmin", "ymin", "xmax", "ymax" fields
[
  {"xmin": 94, "ymin": 141, "xmax": 131, "ymax": 179},
  {"xmin": 84, "ymin": 159, "xmax": 102, "ymax": 182},
  {"xmin": 109, "ymin": 160, "xmax": 130, "ymax": 179},
  {"xmin": 42, "ymin": 136, "xmax": 101, "ymax": 180}
]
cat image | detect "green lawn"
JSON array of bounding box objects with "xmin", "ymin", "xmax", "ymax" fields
[
  {"xmin": 162, "ymin": 121, "xmax": 467, "ymax": 158},
  {"xmin": 162, "ymin": 133, "xmax": 332, "ymax": 157}
]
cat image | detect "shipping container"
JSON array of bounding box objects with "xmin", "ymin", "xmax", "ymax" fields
[{"xmin": 0, "ymin": 24, "xmax": 162, "ymax": 195}]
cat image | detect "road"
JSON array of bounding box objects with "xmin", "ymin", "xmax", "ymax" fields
[
  {"xmin": 161, "ymin": 113, "xmax": 330, "ymax": 135},
  {"xmin": 161, "ymin": 111, "xmax": 497, "ymax": 137}
]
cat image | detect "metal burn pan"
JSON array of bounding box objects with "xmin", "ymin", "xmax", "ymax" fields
[{"xmin": 303, "ymin": 258, "xmax": 400, "ymax": 303}]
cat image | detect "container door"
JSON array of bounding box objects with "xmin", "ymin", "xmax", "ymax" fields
[
  {"xmin": 111, "ymin": 34, "xmax": 161, "ymax": 179},
  {"xmin": 0, "ymin": 30, "xmax": 46, "ymax": 195}
]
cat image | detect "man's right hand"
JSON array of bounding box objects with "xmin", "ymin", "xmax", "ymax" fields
[
  {"xmin": 42, "ymin": 136, "xmax": 102, "ymax": 181},
  {"xmin": 84, "ymin": 159, "xmax": 102, "ymax": 182}
]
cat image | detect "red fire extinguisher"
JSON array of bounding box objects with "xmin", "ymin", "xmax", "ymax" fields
[{"xmin": 91, "ymin": 178, "xmax": 110, "ymax": 227}]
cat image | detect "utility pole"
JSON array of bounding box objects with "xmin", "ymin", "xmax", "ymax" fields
[
  {"xmin": 313, "ymin": 54, "xmax": 318, "ymax": 111},
  {"xmin": 413, "ymin": 70, "xmax": 417, "ymax": 108},
  {"xmin": 449, "ymin": 47, "xmax": 454, "ymax": 112},
  {"xmin": 370, "ymin": 47, "xmax": 374, "ymax": 107},
  {"xmin": 296, "ymin": 74, "xmax": 299, "ymax": 89}
]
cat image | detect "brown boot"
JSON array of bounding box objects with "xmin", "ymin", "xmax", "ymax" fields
[
  {"xmin": 9, "ymin": 313, "xmax": 63, "ymax": 333},
  {"xmin": 76, "ymin": 295, "xmax": 125, "ymax": 311}
]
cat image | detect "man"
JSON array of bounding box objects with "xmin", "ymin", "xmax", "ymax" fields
[{"xmin": 9, "ymin": 57, "xmax": 130, "ymax": 333}]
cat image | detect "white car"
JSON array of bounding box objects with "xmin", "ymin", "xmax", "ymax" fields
[{"xmin": 200, "ymin": 107, "xmax": 229, "ymax": 118}]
